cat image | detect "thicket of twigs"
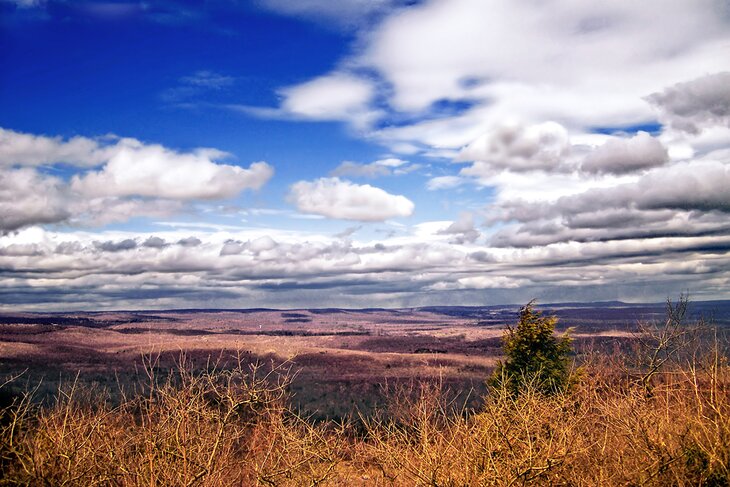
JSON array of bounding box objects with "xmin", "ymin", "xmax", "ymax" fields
[{"xmin": 1, "ymin": 299, "xmax": 729, "ymax": 486}]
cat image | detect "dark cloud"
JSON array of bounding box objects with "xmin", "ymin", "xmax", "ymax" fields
[
  {"xmin": 143, "ymin": 236, "xmax": 168, "ymax": 248},
  {"xmin": 581, "ymin": 132, "xmax": 668, "ymax": 174},
  {"xmin": 489, "ymin": 160, "xmax": 730, "ymax": 247},
  {"xmin": 647, "ymin": 72, "xmax": 730, "ymax": 133},
  {"xmin": 178, "ymin": 236, "xmax": 202, "ymax": 247},
  {"xmin": 0, "ymin": 243, "xmax": 44, "ymax": 257},
  {"xmin": 490, "ymin": 210, "xmax": 730, "ymax": 248},
  {"xmin": 55, "ymin": 241, "xmax": 84, "ymax": 255},
  {"xmin": 468, "ymin": 251, "xmax": 496, "ymax": 263},
  {"xmin": 95, "ymin": 239, "xmax": 137, "ymax": 252},
  {"xmin": 437, "ymin": 212, "xmax": 480, "ymax": 244}
]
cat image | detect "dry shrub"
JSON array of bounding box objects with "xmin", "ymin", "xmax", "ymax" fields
[
  {"xmin": 360, "ymin": 343, "xmax": 730, "ymax": 486},
  {"xmin": 0, "ymin": 354, "xmax": 346, "ymax": 486},
  {"xmin": 362, "ymin": 377, "xmax": 588, "ymax": 486},
  {"xmin": 1, "ymin": 318, "xmax": 729, "ymax": 486}
]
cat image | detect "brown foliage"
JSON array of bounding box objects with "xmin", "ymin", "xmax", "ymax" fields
[
  {"xmin": 1, "ymin": 322, "xmax": 729, "ymax": 486},
  {"xmin": 0, "ymin": 354, "xmax": 347, "ymax": 486}
]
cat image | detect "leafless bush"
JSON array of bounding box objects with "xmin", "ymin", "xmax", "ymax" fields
[{"xmin": 0, "ymin": 354, "xmax": 346, "ymax": 486}]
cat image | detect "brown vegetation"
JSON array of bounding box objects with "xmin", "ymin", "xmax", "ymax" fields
[{"xmin": 1, "ymin": 303, "xmax": 729, "ymax": 485}]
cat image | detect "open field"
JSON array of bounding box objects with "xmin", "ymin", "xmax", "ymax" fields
[{"xmin": 2, "ymin": 300, "xmax": 729, "ymax": 419}]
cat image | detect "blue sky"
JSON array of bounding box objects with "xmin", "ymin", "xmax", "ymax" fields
[{"xmin": 1, "ymin": 0, "xmax": 730, "ymax": 310}]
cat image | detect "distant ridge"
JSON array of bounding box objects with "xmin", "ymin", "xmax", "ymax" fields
[{"xmin": 5, "ymin": 299, "xmax": 730, "ymax": 315}]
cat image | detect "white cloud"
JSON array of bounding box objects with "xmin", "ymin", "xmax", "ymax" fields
[
  {"xmin": 279, "ymin": 72, "xmax": 380, "ymax": 129},
  {"xmin": 457, "ymin": 121, "xmax": 571, "ymax": 173},
  {"xmin": 0, "ymin": 128, "xmax": 275, "ymax": 232},
  {"xmin": 374, "ymin": 157, "xmax": 407, "ymax": 167},
  {"xmin": 447, "ymin": 275, "xmax": 528, "ymax": 290},
  {"xmin": 0, "ymin": 168, "xmax": 69, "ymax": 232},
  {"xmin": 288, "ymin": 177, "xmax": 414, "ymax": 221},
  {"xmin": 0, "ymin": 128, "xmax": 113, "ymax": 167},
  {"xmin": 71, "ymin": 140, "xmax": 273, "ymax": 200},
  {"xmin": 365, "ymin": 0, "xmax": 729, "ymax": 118},
  {"xmin": 581, "ymin": 131, "xmax": 668, "ymax": 174},
  {"xmin": 426, "ymin": 175, "xmax": 465, "ymax": 190},
  {"xmin": 1, "ymin": 128, "xmax": 275, "ymax": 201},
  {"xmin": 267, "ymin": 0, "xmax": 730, "ymax": 155}
]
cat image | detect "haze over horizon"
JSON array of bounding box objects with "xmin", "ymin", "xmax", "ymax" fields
[{"xmin": 2, "ymin": 0, "xmax": 730, "ymax": 310}]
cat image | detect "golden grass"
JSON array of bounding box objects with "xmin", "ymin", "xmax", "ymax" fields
[{"xmin": 1, "ymin": 344, "xmax": 729, "ymax": 486}]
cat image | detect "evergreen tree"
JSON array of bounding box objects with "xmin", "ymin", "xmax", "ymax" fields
[{"xmin": 490, "ymin": 300, "xmax": 573, "ymax": 396}]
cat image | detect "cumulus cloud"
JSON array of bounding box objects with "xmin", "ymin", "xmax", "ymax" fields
[
  {"xmin": 143, "ymin": 236, "xmax": 168, "ymax": 248},
  {"xmin": 486, "ymin": 158, "xmax": 730, "ymax": 248},
  {"xmin": 0, "ymin": 128, "xmax": 274, "ymax": 232},
  {"xmin": 71, "ymin": 140, "xmax": 273, "ymax": 200},
  {"xmin": 0, "ymin": 128, "xmax": 113, "ymax": 167},
  {"xmin": 220, "ymin": 240, "xmax": 246, "ymax": 256},
  {"xmin": 1, "ymin": 127, "xmax": 274, "ymax": 201},
  {"xmin": 288, "ymin": 177, "xmax": 414, "ymax": 221},
  {"xmin": 178, "ymin": 236, "xmax": 202, "ymax": 247},
  {"xmin": 0, "ymin": 168, "xmax": 70, "ymax": 232},
  {"xmin": 647, "ymin": 72, "xmax": 730, "ymax": 134},
  {"xmin": 458, "ymin": 121, "xmax": 571, "ymax": 174},
  {"xmin": 95, "ymin": 239, "xmax": 137, "ymax": 252},
  {"xmin": 635, "ymin": 160, "xmax": 730, "ymax": 212},
  {"xmin": 525, "ymin": 159, "xmax": 730, "ymax": 220},
  {"xmin": 581, "ymin": 132, "xmax": 668, "ymax": 175},
  {"xmin": 437, "ymin": 212, "xmax": 480, "ymax": 244},
  {"xmin": 248, "ymin": 235, "xmax": 277, "ymax": 252}
]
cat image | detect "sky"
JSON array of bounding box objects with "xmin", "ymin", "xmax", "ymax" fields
[{"xmin": 1, "ymin": 0, "xmax": 730, "ymax": 310}]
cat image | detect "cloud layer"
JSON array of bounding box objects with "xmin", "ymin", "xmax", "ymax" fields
[{"xmin": 2, "ymin": 223, "xmax": 729, "ymax": 310}]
